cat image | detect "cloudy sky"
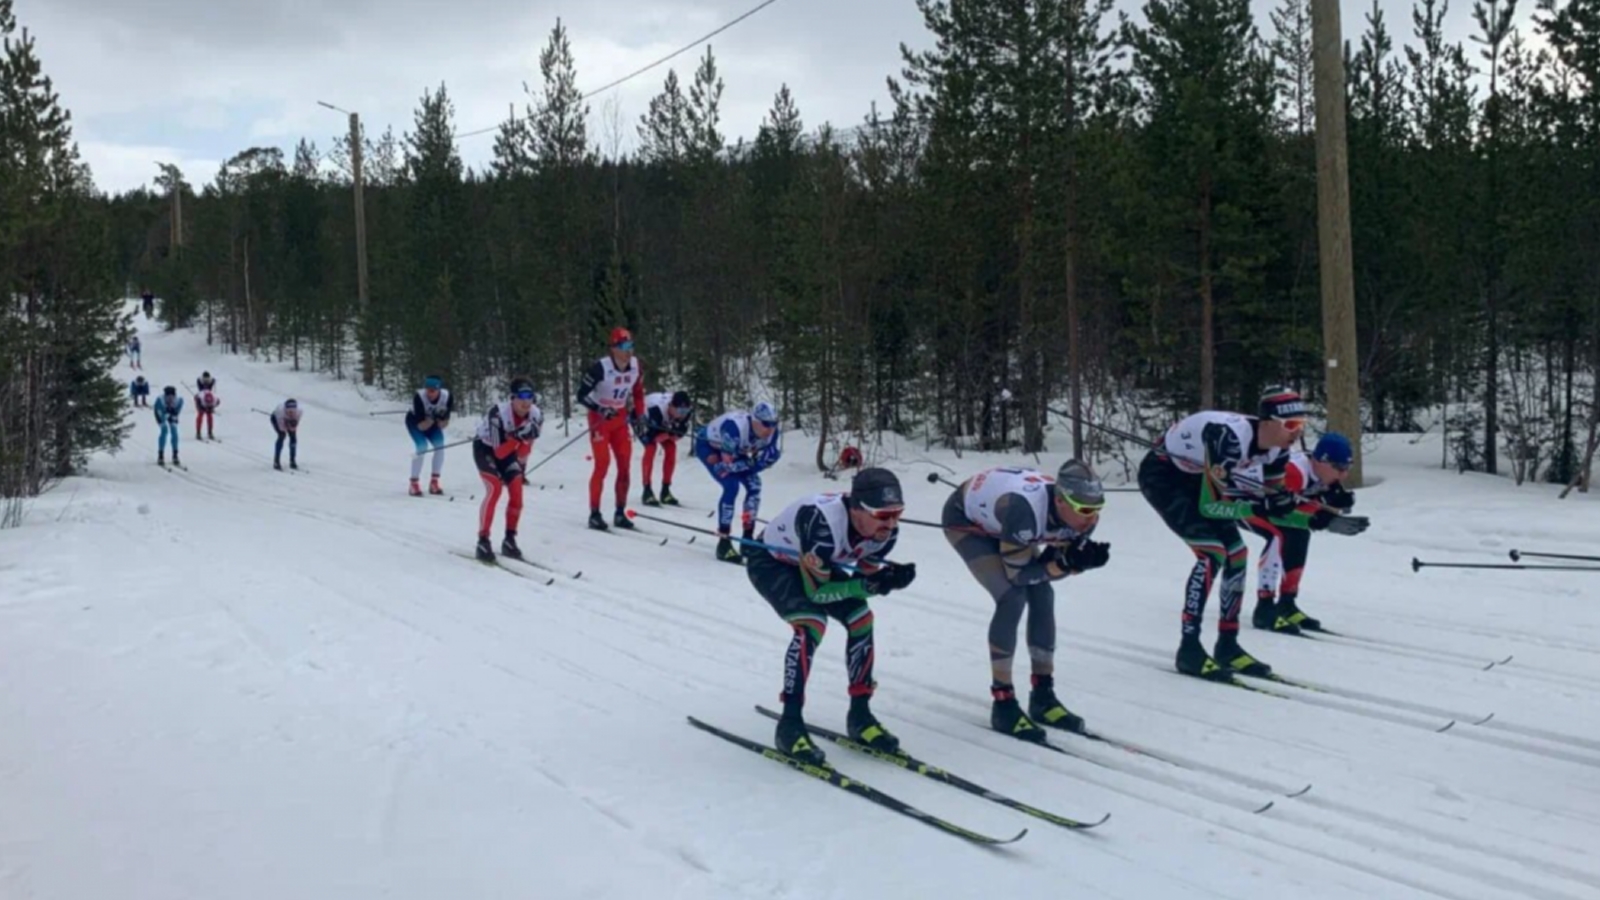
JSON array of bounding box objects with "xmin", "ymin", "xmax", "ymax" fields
[{"xmin": 22, "ymin": 0, "xmax": 1518, "ymax": 196}]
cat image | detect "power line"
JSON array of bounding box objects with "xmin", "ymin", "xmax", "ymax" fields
[{"xmin": 454, "ymin": 0, "xmax": 785, "ymax": 141}]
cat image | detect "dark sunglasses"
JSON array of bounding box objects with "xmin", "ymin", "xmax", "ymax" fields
[{"xmin": 512, "ymin": 390, "xmax": 536, "ymax": 400}]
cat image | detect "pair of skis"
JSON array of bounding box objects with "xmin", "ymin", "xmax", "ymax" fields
[{"xmin": 689, "ymin": 706, "xmax": 1114, "ymax": 846}]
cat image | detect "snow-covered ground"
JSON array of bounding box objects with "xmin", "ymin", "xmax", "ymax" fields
[{"xmin": 3, "ymin": 306, "xmax": 1599, "ymax": 900}]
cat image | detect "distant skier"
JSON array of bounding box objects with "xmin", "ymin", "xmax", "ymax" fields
[
  {"xmin": 695, "ymin": 401, "xmax": 782, "ymax": 563},
  {"xmin": 270, "ymin": 399, "xmax": 303, "ymax": 470},
  {"xmin": 943, "ymin": 461, "xmax": 1111, "ymax": 742},
  {"xmin": 406, "ymin": 375, "xmax": 456, "ymax": 496},
  {"xmin": 141, "ymin": 289, "xmax": 154, "ymax": 319},
  {"xmin": 577, "ymin": 327, "xmax": 646, "ymax": 531},
  {"xmin": 1138, "ymin": 386, "xmax": 1306, "ymax": 681},
  {"xmin": 197, "ymin": 371, "xmax": 216, "ymax": 393},
  {"xmin": 746, "ymin": 468, "xmax": 917, "ymax": 763},
  {"xmin": 127, "ymin": 335, "xmax": 142, "ymax": 369},
  {"xmin": 472, "ymin": 377, "xmax": 542, "ymax": 562},
  {"xmin": 1241, "ymin": 432, "xmax": 1364, "ymax": 634},
  {"xmin": 129, "ymin": 375, "xmax": 150, "ymax": 408},
  {"xmin": 154, "ymin": 386, "xmax": 183, "ymax": 466},
  {"xmin": 636, "ymin": 390, "xmax": 693, "ymax": 507},
  {"xmin": 194, "ymin": 389, "xmax": 220, "ymax": 440}
]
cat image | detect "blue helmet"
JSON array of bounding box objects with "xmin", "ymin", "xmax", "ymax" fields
[
  {"xmin": 751, "ymin": 401, "xmax": 778, "ymax": 426},
  {"xmin": 1312, "ymin": 432, "xmax": 1353, "ymax": 468}
]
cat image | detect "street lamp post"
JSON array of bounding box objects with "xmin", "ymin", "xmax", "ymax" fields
[{"xmin": 319, "ymin": 101, "xmax": 372, "ymax": 384}]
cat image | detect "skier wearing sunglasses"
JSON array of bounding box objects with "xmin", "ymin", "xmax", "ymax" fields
[
  {"xmin": 471, "ymin": 377, "xmax": 543, "ymax": 562},
  {"xmin": 1138, "ymin": 386, "xmax": 1306, "ymax": 682},
  {"xmin": 745, "ymin": 468, "xmax": 916, "ymax": 764},
  {"xmin": 942, "ymin": 460, "xmax": 1112, "ymax": 743}
]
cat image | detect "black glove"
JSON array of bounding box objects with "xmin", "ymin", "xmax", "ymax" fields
[
  {"xmin": 1309, "ymin": 509, "xmax": 1336, "ymax": 531},
  {"xmin": 499, "ymin": 458, "xmax": 524, "ymax": 485},
  {"xmin": 865, "ymin": 562, "xmax": 917, "ymax": 595},
  {"xmin": 1324, "ymin": 514, "xmax": 1370, "ymax": 536},
  {"xmin": 599, "ymin": 407, "xmax": 618, "ymax": 421},
  {"xmin": 1063, "ymin": 539, "xmax": 1111, "ymax": 572},
  {"xmin": 1036, "ymin": 544, "xmax": 1066, "ymax": 573},
  {"xmin": 1321, "ymin": 485, "xmax": 1355, "ymax": 510},
  {"xmin": 1252, "ymin": 491, "xmax": 1299, "ymax": 519}
]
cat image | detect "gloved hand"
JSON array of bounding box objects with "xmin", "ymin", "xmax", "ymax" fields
[
  {"xmin": 599, "ymin": 407, "xmax": 618, "ymax": 421},
  {"xmin": 1063, "ymin": 539, "xmax": 1111, "ymax": 572},
  {"xmin": 865, "ymin": 563, "xmax": 917, "ymax": 595},
  {"xmin": 1252, "ymin": 491, "xmax": 1299, "ymax": 519},
  {"xmin": 1321, "ymin": 485, "xmax": 1355, "ymax": 510},
  {"xmin": 500, "ymin": 458, "xmax": 524, "ymax": 485},
  {"xmin": 1323, "ymin": 514, "xmax": 1370, "ymax": 536}
]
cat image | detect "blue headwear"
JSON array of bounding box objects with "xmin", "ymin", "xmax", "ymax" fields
[
  {"xmin": 752, "ymin": 401, "xmax": 778, "ymax": 426},
  {"xmin": 1312, "ymin": 432, "xmax": 1353, "ymax": 468},
  {"xmin": 423, "ymin": 375, "xmax": 443, "ymax": 390}
]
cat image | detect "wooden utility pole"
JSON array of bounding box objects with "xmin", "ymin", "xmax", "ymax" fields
[
  {"xmin": 348, "ymin": 111, "xmax": 373, "ymax": 385},
  {"xmin": 1312, "ymin": 0, "xmax": 1362, "ymax": 484}
]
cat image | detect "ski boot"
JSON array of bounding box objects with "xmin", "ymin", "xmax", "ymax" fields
[
  {"xmin": 409, "ymin": 479, "xmax": 423, "ymax": 497},
  {"xmin": 1175, "ymin": 636, "xmax": 1233, "ymax": 681},
  {"xmin": 274, "ymin": 460, "xmax": 283, "ymax": 471},
  {"xmin": 501, "ymin": 531, "xmax": 523, "ymax": 560},
  {"xmin": 475, "ymin": 535, "xmax": 496, "ymax": 562},
  {"xmin": 289, "ymin": 460, "xmax": 298, "ymax": 470},
  {"xmin": 157, "ymin": 451, "xmax": 166, "ymax": 467},
  {"xmin": 774, "ymin": 713, "xmax": 827, "ymax": 766},
  {"xmin": 1214, "ymin": 632, "xmax": 1272, "ymax": 677},
  {"xmin": 1277, "ymin": 596, "xmax": 1322, "ymax": 632},
  {"xmin": 715, "ymin": 536, "xmax": 743, "ymax": 565},
  {"xmin": 1252, "ymin": 594, "xmax": 1302, "ymax": 635},
  {"xmin": 172, "ymin": 453, "xmax": 180, "ymax": 467},
  {"xmin": 990, "ymin": 684, "xmax": 1046, "ymax": 744},
  {"xmin": 613, "ymin": 508, "xmax": 636, "ymax": 530},
  {"xmin": 1027, "ymin": 675, "xmax": 1086, "ymax": 734},
  {"xmin": 846, "ymin": 700, "xmax": 901, "ymax": 755},
  {"xmin": 659, "ymin": 484, "xmax": 679, "ymax": 506},
  {"xmin": 587, "ymin": 509, "xmax": 609, "ymax": 531},
  {"xmin": 641, "ymin": 484, "xmax": 660, "ymax": 507},
  {"xmin": 429, "ymin": 476, "xmax": 444, "ymax": 496}
]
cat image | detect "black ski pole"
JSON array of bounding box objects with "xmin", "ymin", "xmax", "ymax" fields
[
  {"xmin": 925, "ymin": 472, "xmax": 961, "ymax": 489},
  {"xmin": 1413, "ymin": 557, "xmax": 1600, "ymax": 572},
  {"xmin": 415, "ymin": 437, "xmax": 474, "ymax": 456},
  {"xmin": 525, "ymin": 428, "xmax": 590, "ymax": 473},
  {"xmin": 1508, "ymin": 549, "xmax": 1600, "ymax": 564},
  {"xmin": 369, "ymin": 410, "xmax": 409, "ymax": 417},
  {"xmin": 629, "ymin": 510, "xmax": 892, "ymax": 571}
]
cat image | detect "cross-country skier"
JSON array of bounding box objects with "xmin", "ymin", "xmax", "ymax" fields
[
  {"xmin": 746, "ymin": 468, "xmax": 917, "ymax": 764},
  {"xmin": 1240, "ymin": 432, "xmax": 1361, "ymax": 634},
  {"xmin": 127, "ymin": 335, "xmax": 142, "ymax": 369},
  {"xmin": 197, "ymin": 371, "xmax": 216, "ymax": 393},
  {"xmin": 406, "ymin": 375, "xmax": 455, "ymax": 496},
  {"xmin": 636, "ymin": 390, "xmax": 693, "ymax": 507},
  {"xmin": 270, "ymin": 399, "xmax": 303, "ymax": 471},
  {"xmin": 943, "ymin": 461, "xmax": 1111, "ymax": 742},
  {"xmin": 577, "ymin": 327, "xmax": 646, "ymax": 531},
  {"xmin": 695, "ymin": 401, "xmax": 782, "ymax": 563},
  {"xmin": 472, "ymin": 377, "xmax": 542, "ymax": 562},
  {"xmin": 154, "ymin": 386, "xmax": 183, "ymax": 466},
  {"xmin": 1137, "ymin": 386, "xmax": 1307, "ymax": 681},
  {"xmin": 194, "ymin": 388, "xmax": 220, "ymax": 440},
  {"xmin": 141, "ymin": 289, "xmax": 154, "ymax": 319},
  {"xmin": 129, "ymin": 376, "xmax": 150, "ymax": 408}
]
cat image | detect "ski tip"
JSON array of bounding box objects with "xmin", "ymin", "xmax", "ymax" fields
[
  {"xmin": 1473, "ymin": 711, "xmax": 1496, "ymax": 726},
  {"xmin": 1285, "ymin": 783, "xmax": 1313, "ymax": 798},
  {"xmin": 1435, "ymin": 719, "xmax": 1458, "ymax": 734},
  {"xmin": 1252, "ymin": 800, "xmax": 1276, "ymax": 814},
  {"xmin": 657, "ymin": 537, "xmax": 668, "ymax": 546},
  {"xmin": 688, "ymin": 536, "xmax": 697, "ymax": 545},
  {"xmin": 1001, "ymin": 828, "xmax": 1029, "ymax": 844},
  {"xmin": 1497, "ymin": 654, "xmax": 1514, "ymax": 666}
]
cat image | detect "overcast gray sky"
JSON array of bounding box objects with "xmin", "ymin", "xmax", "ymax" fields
[{"xmin": 21, "ymin": 0, "xmax": 1524, "ymax": 195}]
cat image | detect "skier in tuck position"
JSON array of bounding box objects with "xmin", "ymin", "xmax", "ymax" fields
[
  {"xmin": 1241, "ymin": 431, "xmax": 1365, "ymax": 634},
  {"xmin": 942, "ymin": 461, "xmax": 1111, "ymax": 742},
  {"xmin": 195, "ymin": 388, "xmax": 220, "ymax": 441},
  {"xmin": 154, "ymin": 386, "xmax": 183, "ymax": 466},
  {"xmin": 270, "ymin": 399, "xmax": 303, "ymax": 470},
  {"xmin": 1137, "ymin": 386, "xmax": 1306, "ymax": 681},
  {"xmin": 745, "ymin": 468, "xmax": 918, "ymax": 763},
  {"xmin": 472, "ymin": 377, "xmax": 542, "ymax": 562},
  {"xmin": 129, "ymin": 375, "xmax": 150, "ymax": 407},
  {"xmin": 636, "ymin": 390, "xmax": 693, "ymax": 507},
  {"xmin": 577, "ymin": 327, "xmax": 645, "ymax": 531},
  {"xmin": 406, "ymin": 375, "xmax": 455, "ymax": 496},
  {"xmin": 695, "ymin": 401, "xmax": 782, "ymax": 564}
]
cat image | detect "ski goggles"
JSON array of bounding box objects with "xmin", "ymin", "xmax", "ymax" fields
[
  {"xmin": 858, "ymin": 503, "xmax": 906, "ymax": 522},
  {"xmin": 613, "ymin": 340, "xmax": 634, "ymax": 351},
  {"xmin": 512, "ymin": 388, "xmax": 537, "ymax": 400},
  {"xmin": 1279, "ymin": 417, "xmax": 1308, "ymax": 432},
  {"xmin": 670, "ymin": 404, "xmax": 692, "ymax": 417},
  {"xmin": 1056, "ymin": 489, "xmax": 1105, "ymax": 516}
]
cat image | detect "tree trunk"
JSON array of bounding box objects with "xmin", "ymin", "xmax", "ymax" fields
[{"xmin": 1198, "ymin": 168, "xmax": 1216, "ymax": 408}]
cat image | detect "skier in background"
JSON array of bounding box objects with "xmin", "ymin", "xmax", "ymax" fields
[
  {"xmin": 695, "ymin": 401, "xmax": 782, "ymax": 564},
  {"xmin": 745, "ymin": 468, "xmax": 917, "ymax": 763},
  {"xmin": 472, "ymin": 377, "xmax": 542, "ymax": 562},
  {"xmin": 406, "ymin": 375, "xmax": 455, "ymax": 496},
  {"xmin": 154, "ymin": 386, "xmax": 183, "ymax": 467},
  {"xmin": 141, "ymin": 289, "xmax": 155, "ymax": 319},
  {"xmin": 942, "ymin": 461, "xmax": 1111, "ymax": 742},
  {"xmin": 127, "ymin": 335, "xmax": 142, "ymax": 369},
  {"xmin": 129, "ymin": 375, "xmax": 150, "ymax": 408},
  {"xmin": 636, "ymin": 390, "xmax": 693, "ymax": 507},
  {"xmin": 197, "ymin": 371, "xmax": 216, "ymax": 393},
  {"xmin": 577, "ymin": 327, "xmax": 646, "ymax": 531},
  {"xmin": 270, "ymin": 399, "xmax": 303, "ymax": 471},
  {"xmin": 194, "ymin": 388, "xmax": 220, "ymax": 441}
]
